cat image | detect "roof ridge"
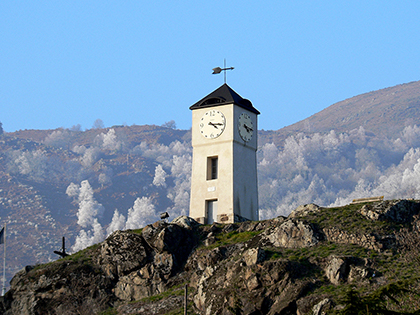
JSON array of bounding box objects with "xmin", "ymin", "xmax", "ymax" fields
[{"xmin": 189, "ymin": 84, "xmax": 260, "ymax": 114}]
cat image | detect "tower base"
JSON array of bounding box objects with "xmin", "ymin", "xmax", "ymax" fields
[{"xmin": 193, "ymin": 213, "xmax": 251, "ymax": 225}]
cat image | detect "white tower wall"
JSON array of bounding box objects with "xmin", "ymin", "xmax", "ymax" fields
[{"xmin": 189, "ymin": 99, "xmax": 259, "ymax": 224}]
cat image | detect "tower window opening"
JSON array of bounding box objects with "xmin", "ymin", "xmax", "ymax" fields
[{"xmin": 207, "ymin": 156, "xmax": 218, "ymax": 180}]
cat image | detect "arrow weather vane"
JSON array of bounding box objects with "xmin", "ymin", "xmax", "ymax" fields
[{"xmin": 212, "ymin": 59, "xmax": 234, "ymax": 84}]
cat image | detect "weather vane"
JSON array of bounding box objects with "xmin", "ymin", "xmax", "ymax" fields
[{"xmin": 212, "ymin": 59, "xmax": 234, "ymax": 84}]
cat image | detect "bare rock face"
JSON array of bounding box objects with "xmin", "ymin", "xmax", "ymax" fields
[
  {"xmin": 2, "ymin": 260, "xmax": 116, "ymax": 315},
  {"xmin": 359, "ymin": 199, "xmax": 420, "ymax": 222},
  {"xmin": 323, "ymin": 227, "xmax": 397, "ymax": 252},
  {"xmin": 289, "ymin": 203, "xmax": 322, "ymax": 218},
  {"xmin": 116, "ymin": 295, "xmax": 184, "ymax": 314},
  {"xmin": 142, "ymin": 220, "xmax": 198, "ymax": 270},
  {"xmin": 95, "ymin": 220, "xmax": 200, "ymax": 303},
  {"xmin": 244, "ymin": 247, "xmax": 266, "ymax": 266},
  {"xmin": 191, "ymin": 255, "xmax": 313, "ymax": 315},
  {"xmin": 113, "ymin": 221, "xmax": 198, "ymax": 302},
  {"xmin": 312, "ymin": 298, "xmax": 334, "ymax": 315},
  {"xmin": 171, "ymin": 215, "xmax": 200, "ymax": 229},
  {"xmin": 323, "ymin": 256, "xmax": 374, "ymax": 285},
  {"xmin": 114, "ymin": 262, "xmax": 169, "ymax": 301},
  {"xmin": 97, "ymin": 230, "xmax": 151, "ymax": 279},
  {"xmin": 264, "ymin": 218, "xmax": 323, "ymax": 248},
  {"xmin": 324, "ymin": 256, "xmax": 349, "ymax": 285},
  {"xmin": 348, "ymin": 265, "xmax": 371, "ymax": 283}
]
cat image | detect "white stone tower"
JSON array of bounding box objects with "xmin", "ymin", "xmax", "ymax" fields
[{"xmin": 189, "ymin": 84, "xmax": 260, "ymax": 224}]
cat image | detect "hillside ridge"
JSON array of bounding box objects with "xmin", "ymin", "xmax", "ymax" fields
[
  {"xmin": 1, "ymin": 199, "xmax": 420, "ymax": 314},
  {"xmin": 262, "ymin": 80, "xmax": 420, "ymax": 146}
]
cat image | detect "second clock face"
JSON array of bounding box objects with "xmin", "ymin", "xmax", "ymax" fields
[
  {"xmin": 238, "ymin": 113, "xmax": 253, "ymax": 142},
  {"xmin": 200, "ymin": 110, "xmax": 226, "ymax": 139}
]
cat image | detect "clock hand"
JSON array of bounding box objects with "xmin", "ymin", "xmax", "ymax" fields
[
  {"xmin": 209, "ymin": 122, "xmax": 223, "ymax": 129},
  {"xmin": 243, "ymin": 124, "xmax": 253, "ymax": 132}
]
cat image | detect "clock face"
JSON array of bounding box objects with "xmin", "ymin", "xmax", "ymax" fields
[
  {"xmin": 200, "ymin": 110, "xmax": 226, "ymax": 139},
  {"xmin": 238, "ymin": 113, "xmax": 253, "ymax": 142}
]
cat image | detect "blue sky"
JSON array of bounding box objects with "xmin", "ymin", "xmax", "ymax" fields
[{"xmin": 2, "ymin": 1, "xmax": 420, "ymax": 132}]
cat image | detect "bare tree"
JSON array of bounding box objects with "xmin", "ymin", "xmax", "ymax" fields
[
  {"xmin": 70, "ymin": 124, "xmax": 82, "ymax": 131},
  {"xmin": 162, "ymin": 120, "xmax": 176, "ymax": 129},
  {"xmin": 93, "ymin": 119, "xmax": 104, "ymax": 129}
]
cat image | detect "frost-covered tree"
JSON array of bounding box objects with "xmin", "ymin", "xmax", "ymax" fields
[
  {"xmin": 43, "ymin": 129, "xmax": 73, "ymax": 149},
  {"xmin": 166, "ymin": 154, "xmax": 191, "ymax": 216},
  {"xmin": 72, "ymin": 219, "xmax": 104, "ymax": 252},
  {"xmin": 98, "ymin": 129, "xmax": 122, "ymax": 151},
  {"xmin": 106, "ymin": 209, "xmax": 126, "ymax": 236},
  {"xmin": 257, "ymin": 125, "xmax": 420, "ymax": 219},
  {"xmin": 153, "ymin": 164, "xmax": 167, "ymax": 187},
  {"xmin": 67, "ymin": 180, "xmax": 106, "ymax": 252},
  {"xmin": 125, "ymin": 196, "xmax": 157, "ymax": 230},
  {"xmin": 80, "ymin": 147, "xmax": 101, "ymax": 168},
  {"xmin": 70, "ymin": 180, "xmax": 104, "ymax": 228}
]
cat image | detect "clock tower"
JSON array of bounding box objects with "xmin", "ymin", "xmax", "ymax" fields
[{"xmin": 189, "ymin": 84, "xmax": 260, "ymax": 224}]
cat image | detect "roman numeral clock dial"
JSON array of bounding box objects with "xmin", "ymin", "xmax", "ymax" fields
[{"xmin": 200, "ymin": 110, "xmax": 226, "ymax": 139}]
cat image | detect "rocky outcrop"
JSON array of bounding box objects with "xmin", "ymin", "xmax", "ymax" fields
[
  {"xmin": 263, "ymin": 218, "xmax": 323, "ymax": 248},
  {"xmin": 111, "ymin": 220, "xmax": 199, "ymax": 302},
  {"xmin": 97, "ymin": 230, "xmax": 151, "ymax": 279},
  {"xmin": 289, "ymin": 203, "xmax": 322, "ymax": 218},
  {"xmin": 243, "ymin": 247, "xmax": 266, "ymax": 266},
  {"xmin": 323, "ymin": 256, "xmax": 373, "ymax": 285},
  {"xmin": 1, "ymin": 219, "xmax": 200, "ymax": 315},
  {"xmin": 189, "ymin": 255, "xmax": 314, "ymax": 315},
  {"xmin": 324, "ymin": 256, "xmax": 349, "ymax": 285},
  {"xmin": 312, "ymin": 298, "xmax": 334, "ymax": 315},
  {"xmin": 2, "ymin": 259, "xmax": 116, "ymax": 315},
  {"xmin": 171, "ymin": 215, "xmax": 200, "ymax": 229},
  {"xmin": 2, "ymin": 200, "xmax": 420, "ymax": 314},
  {"xmin": 359, "ymin": 199, "xmax": 420, "ymax": 222},
  {"xmin": 323, "ymin": 227, "xmax": 396, "ymax": 252}
]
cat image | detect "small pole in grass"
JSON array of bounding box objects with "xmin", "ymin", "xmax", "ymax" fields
[{"xmin": 184, "ymin": 284, "xmax": 188, "ymax": 315}]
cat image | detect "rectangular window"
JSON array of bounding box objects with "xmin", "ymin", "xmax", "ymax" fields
[
  {"xmin": 211, "ymin": 158, "xmax": 218, "ymax": 179},
  {"xmin": 207, "ymin": 156, "xmax": 218, "ymax": 180}
]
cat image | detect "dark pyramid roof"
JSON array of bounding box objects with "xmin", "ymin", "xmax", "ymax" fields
[{"xmin": 190, "ymin": 84, "xmax": 260, "ymax": 114}]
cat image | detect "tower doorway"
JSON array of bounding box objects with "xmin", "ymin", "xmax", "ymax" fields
[{"xmin": 207, "ymin": 200, "xmax": 218, "ymax": 224}]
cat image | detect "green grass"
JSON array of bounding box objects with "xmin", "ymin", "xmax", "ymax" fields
[
  {"xmin": 194, "ymin": 226, "xmax": 263, "ymax": 252},
  {"xmin": 128, "ymin": 228, "xmax": 143, "ymax": 235},
  {"xmin": 99, "ymin": 308, "xmax": 118, "ymax": 315},
  {"xmin": 138, "ymin": 283, "xmax": 191, "ymax": 303},
  {"xmin": 302, "ymin": 201, "xmax": 407, "ymax": 235},
  {"xmin": 62, "ymin": 243, "xmax": 100, "ymax": 264},
  {"xmin": 141, "ymin": 288, "xmax": 185, "ymax": 303},
  {"xmin": 29, "ymin": 243, "xmax": 101, "ymax": 279},
  {"xmin": 98, "ymin": 285, "xmax": 197, "ymax": 315},
  {"xmin": 266, "ymin": 242, "xmax": 370, "ymax": 263},
  {"xmin": 330, "ymin": 279, "xmax": 420, "ymax": 315},
  {"xmin": 219, "ymin": 230, "xmax": 262, "ymax": 245}
]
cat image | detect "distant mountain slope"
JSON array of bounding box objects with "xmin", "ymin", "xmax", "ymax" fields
[
  {"xmin": 260, "ymin": 80, "xmax": 420, "ymax": 146},
  {"xmin": 10, "ymin": 124, "xmax": 190, "ymax": 147}
]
